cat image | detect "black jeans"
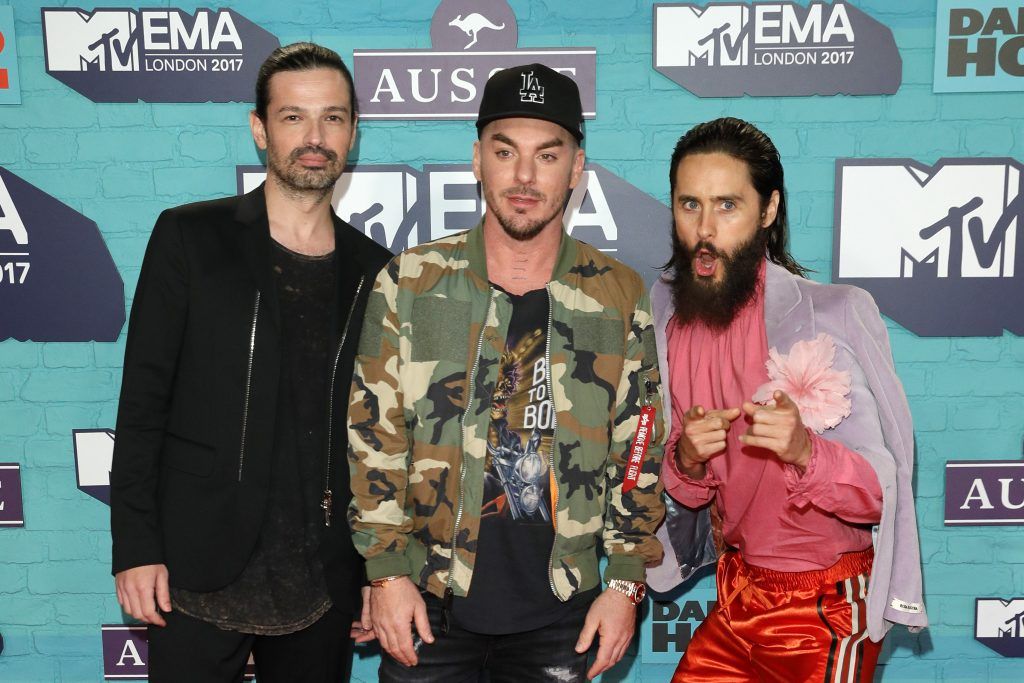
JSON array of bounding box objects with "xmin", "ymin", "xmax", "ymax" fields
[
  {"xmin": 379, "ymin": 592, "xmax": 592, "ymax": 683},
  {"xmin": 148, "ymin": 606, "xmax": 354, "ymax": 683}
]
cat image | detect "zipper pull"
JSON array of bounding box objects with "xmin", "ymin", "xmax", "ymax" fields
[
  {"xmin": 442, "ymin": 586, "xmax": 454, "ymax": 635},
  {"xmin": 321, "ymin": 489, "xmax": 333, "ymax": 527}
]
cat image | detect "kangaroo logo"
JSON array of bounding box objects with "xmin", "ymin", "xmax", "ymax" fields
[{"xmin": 448, "ymin": 13, "xmax": 506, "ymax": 49}]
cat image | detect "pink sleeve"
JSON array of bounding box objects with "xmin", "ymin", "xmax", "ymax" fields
[
  {"xmin": 785, "ymin": 430, "xmax": 882, "ymax": 524},
  {"xmin": 661, "ymin": 426, "xmax": 722, "ymax": 509}
]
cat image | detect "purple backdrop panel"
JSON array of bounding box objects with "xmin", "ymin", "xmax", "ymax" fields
[
  {"xmin": 0, "ymin": 463, "xmax": 24, "ymax": 527},
  {"xmin": 946, "ymin": 460, "xmax": 1024, "ymax": 526}
]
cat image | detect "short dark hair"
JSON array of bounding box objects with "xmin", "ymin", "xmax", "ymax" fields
[
  {"xmin": 254, "ymin": 42, "xmax": 358, "ymax": 120},
  {"xmin": 668, "ymin": 117, "xmax": 807, "ymax": 277}
]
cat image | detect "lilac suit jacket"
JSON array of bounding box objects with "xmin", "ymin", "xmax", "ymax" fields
[{"xmin": 647, "ymin": 260, "xmax": 927, "ymax": 641}]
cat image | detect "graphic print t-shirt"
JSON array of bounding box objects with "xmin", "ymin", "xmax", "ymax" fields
[{"xmin": 452, "ymin": 287, "xmax": 591, "ymax": 634}]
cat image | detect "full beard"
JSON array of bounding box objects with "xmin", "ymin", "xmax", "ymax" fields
[
  {"xmin": 267, "ymin": 144, "xmax": 343, "ymax": 198},
  {"xmin": 669, "ymin": 229, "xmax": 767, "ymax": 332},
  {"xmin": 487, "ymin": 184, "xmax": 567, "ymax": 242}
]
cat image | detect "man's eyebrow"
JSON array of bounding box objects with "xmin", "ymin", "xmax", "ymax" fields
[
  {"xmin": 275, "ymin": 105, "xmax": 351, "ymax": 114},
  {"xmin": 671, "ymin": 193, "xmax": 745, "ymax": 201},
  {"xmin": 489, "ymin": 133, "xmax": 566, "ymax": 150},
  {"xmin": 490, "ymin": 132, "xmax": 516, "ymax": 147}
]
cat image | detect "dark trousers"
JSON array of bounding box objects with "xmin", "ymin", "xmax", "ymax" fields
[
  {"xmin": 148, "ymin": 606, "xmax": 354, "ymax": 683},
  {"xmin": 379, "ymin": 593, "xmax": 591, "ymax": 683}
]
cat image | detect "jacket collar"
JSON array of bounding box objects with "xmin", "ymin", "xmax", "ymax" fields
[
  {"xmin": 234, "ymin": 183, "xmax": 280, "ymax": 326},
  {"xmin": 464, "ymin": 219, "xmax": 578, "ymax": 284},
  {"xmin": 232, "ymin": 182, "xmax": 377, "ymax": 329}
]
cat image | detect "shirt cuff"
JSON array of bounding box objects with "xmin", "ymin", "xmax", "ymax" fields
[{"xmin": 662, "ymin": 452, "xmax": 722, "ymax": 506}]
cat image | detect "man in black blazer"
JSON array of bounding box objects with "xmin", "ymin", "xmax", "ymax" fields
[{"xmin": 110, "ymin": 43, "xmax": 392, "ymax": 682}]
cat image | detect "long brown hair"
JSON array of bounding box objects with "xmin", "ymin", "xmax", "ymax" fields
[{"xmin": 666, "ymin": 117, "xmax": 808, "ymax": 278}]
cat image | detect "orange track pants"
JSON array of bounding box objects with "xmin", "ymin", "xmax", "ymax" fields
[{"xmin": 672, "ymin": 549, "xmax": 882, "ymax": 683}]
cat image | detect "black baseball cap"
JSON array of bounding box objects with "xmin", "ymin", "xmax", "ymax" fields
[{"xmin": 476, "ymin": 63, "xmax": 584, "ymax": 142}]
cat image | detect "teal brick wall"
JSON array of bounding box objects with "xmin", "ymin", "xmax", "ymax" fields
[{"xmin": 1, "ymin": 1, "xmax": 1022, "ymax": 681}]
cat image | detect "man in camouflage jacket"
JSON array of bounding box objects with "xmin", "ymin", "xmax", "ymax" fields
[{"xmin": 347, "ymin": 64, "xmax": 665, "ymax": 682}]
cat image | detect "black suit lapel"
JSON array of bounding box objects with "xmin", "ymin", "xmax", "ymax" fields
[{"xmin": 234, "ymin": 183, "xmax": 281, "ymax": 328}]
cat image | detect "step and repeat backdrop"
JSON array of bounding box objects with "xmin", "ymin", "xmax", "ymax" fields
[{"xmin": 1, "ymin": 0, "xmax": 1023, "ymax": 681}]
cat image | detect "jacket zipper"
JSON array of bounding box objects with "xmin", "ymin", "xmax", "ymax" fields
[
  {"xmin": 237, "ymin": 290, "xmax": 261, "ymax": 482},
  {"xmin": 321, "ymin": 277, "xmax": 366, "ymax": 527},
  {"xmin": 446, "ymin": 291, "xmax": 494, "ymax": 605},
  {"xmin": 544, "ymin": 285, "xmax": 561, "ymax": 599}
]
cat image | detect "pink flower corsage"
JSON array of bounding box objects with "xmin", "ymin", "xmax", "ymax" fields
[{"xmin": 752, "ymin": 333, "xmax": 852, "ymax": 434}]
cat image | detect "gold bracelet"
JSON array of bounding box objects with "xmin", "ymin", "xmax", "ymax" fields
[{"xmin": 370, "ymin": 575, "xmax": 405, "ymax": 588}]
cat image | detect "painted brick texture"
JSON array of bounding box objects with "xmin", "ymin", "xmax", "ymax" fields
[{"xmin": 0, "ymin": 1, "xmax": 1022, "ymax": 681}]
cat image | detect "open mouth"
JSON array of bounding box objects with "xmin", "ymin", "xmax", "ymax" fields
[{"xmin": 695, "ymin": 248, "xmax": 718, "ymax": 277}]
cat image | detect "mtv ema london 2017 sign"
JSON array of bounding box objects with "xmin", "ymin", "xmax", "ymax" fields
[
  {"xmin": 238, "ymin": 163, "xmax": 671, "ymax": 285},
  {"xmin": 0, "ymin": 167, "xmax": 124, "ymax": 342},
  {"xmin": 353, "ymin": 0, "xmax": 596, "ymax": 119},
  {"xmin": 833, "ymin": 158, "xmax": 1022, "ymax": 337},
  {"xmin": 41, "ymin": 7, "xmax": 279, "ymax": 102},
  {"xmin": 653, "ymin": 0, "xmax": 901, "ymax": 97}
]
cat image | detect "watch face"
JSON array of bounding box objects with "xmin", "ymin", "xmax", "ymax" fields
[{"xmin": 634, "ymin": 583, "xmax": 646, "ymax": 603}]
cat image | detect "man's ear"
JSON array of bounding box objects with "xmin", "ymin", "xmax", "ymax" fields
[
  {"xmin": 250, "ymin": 111, "xmax": 268, "ymax": 151},
  {"xmin": 349, "ymin": 114, "xmax": 359, "ymax": 152},
  {"xmin": 472, "ymin": 140, "xmax": 482, "ymax": 182},
  {"xmin": 568, "ymin": 145, "xmax": 585, "ymax": 190},
  {"xmin": 761, "ymin": 189, "xmax": 780, "ymax": 229}
]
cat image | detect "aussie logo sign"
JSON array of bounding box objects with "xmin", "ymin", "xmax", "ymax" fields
[
  {"xmin": 238, "ymin": 163, "xmax": 670, "ymax": 283},
  {"xmin": 102, "ymin": 626, "xmax": 256, "ymax": 679},
  {"xmin": 74, "ymin": 429, "xmax": 115, "ymax": 505},
  {"xmin": 833, "ymin": 158, "xmax": 1023, "ymax": 336},
  {"xmin": 653, "ymin": 0, "xmax": 901, "ymax": 97},
  {"xmin": 353, "ymin": 0, "xmax": 596, "ymax": 119},
  {"xmin": 945, "ymin": 460, "xmax": 1024, "ymax": 526},
  {"xmin": 0, "ymin": 167, "xmax": 124, "ymax": 342},
  {"xmin": 935, "ymin": 1, "xmax": 1024, "ymax": 92},
  {"xmin": 0, "ymin": 463, "xmax": 25, "ymax": 527},
  {"xmin": 0, "ymin": 6, "xmax": 21, "ymax": 105},
  {"xmin": 976, "ymin": 598, "xmax": 1024, "ymax": 657},
  {"xmin": 41, "ymin": 7, "xmax": 279, "ymax": 102}
]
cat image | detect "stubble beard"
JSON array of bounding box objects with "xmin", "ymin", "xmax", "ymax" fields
[
  {"xmin": 669, "ymin": 227, "xmax": 767, "ymax": 332},
  {"xmin": 266, "ymin": 142, "xmax": 344, "ymax": 201},
  {"xmin": 487, "ymin": 185, "xmax": 568, "ymax": 242}
]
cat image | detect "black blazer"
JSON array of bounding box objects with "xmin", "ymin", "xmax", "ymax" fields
[{"xmin": 110, "ymin": 185, "xmax": 392, "ymax": 613}]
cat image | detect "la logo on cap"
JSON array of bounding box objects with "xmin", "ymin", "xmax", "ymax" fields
[{"xmin": 519, "ymin": 70, "xmax": 544, "ymax": 103}]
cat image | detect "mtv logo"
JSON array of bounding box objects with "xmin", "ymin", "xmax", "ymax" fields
[
  {"xmin": 238, "ymin": 165, "xmax": 428, "ymax": 252},
  {"xmin": 73, "ymin": 429, "xmax": 114, "ymax": 505},
  {"xmin": 238, "ymin": 162, "xmax": 671, "ymax": 286},
  {"xmin": 976, "ymin": 598, "xmax": 1024, "ymax": 657},
  {"xmin": 42, "ymin": 9, "xmax": 139, "ymax": 72},
  {"xmin": 834, "ymin": 158, "xmax": 1024, "ymax": 336},
  {"xmin": 654, "ymin": 5, "xmax": 749, "ymax": 68}
]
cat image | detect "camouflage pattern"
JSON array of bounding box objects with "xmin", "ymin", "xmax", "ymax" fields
[{"xmin": 347, "ymin": 222, "xmax": 666, "ymax": 601}]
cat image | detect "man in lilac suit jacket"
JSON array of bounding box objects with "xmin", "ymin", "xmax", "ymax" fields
[{"xmin": 647, "ymin": 118, "xmax": 927, "ymax": 681}]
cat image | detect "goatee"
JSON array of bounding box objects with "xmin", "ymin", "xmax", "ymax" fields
[
  {"xmin": 668, "ymin": 229, "xmax": 766, "ymax": 332},
  {"xmin": 268, "ymin": 144, "xmax": 343, "ymax": 196}
]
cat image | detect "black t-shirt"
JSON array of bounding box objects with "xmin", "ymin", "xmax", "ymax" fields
[
  {"xmin": 452, "ymin": 286, "xmax": 595, "ymax": 634},
  {"xmin": 171, "ymin": 241, "xmax": 336, "ymax": 634}
]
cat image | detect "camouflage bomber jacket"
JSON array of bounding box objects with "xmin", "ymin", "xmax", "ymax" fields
[{"xmin": 347, "ymin": 223, "xmax": 666, "ymax": 601}]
